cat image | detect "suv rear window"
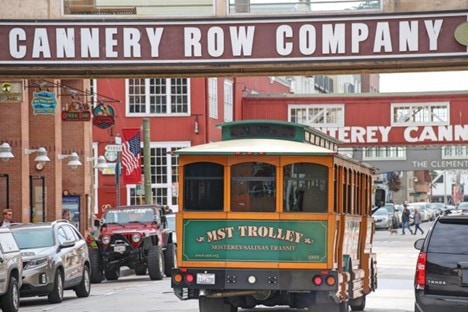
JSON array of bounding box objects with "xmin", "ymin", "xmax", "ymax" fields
[{"xmin": 427, "ymin": 218, "xmax": 468, "ymax": 253}]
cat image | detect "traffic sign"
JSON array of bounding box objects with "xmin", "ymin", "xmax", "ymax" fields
[{"xmin": 105, "ymin": 144, "xmax": 122, "ymax": 152}]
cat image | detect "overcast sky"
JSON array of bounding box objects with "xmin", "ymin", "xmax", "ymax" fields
[{"xmin": 379, "ymin": 71, "xmax": 468, "ymax": 93}]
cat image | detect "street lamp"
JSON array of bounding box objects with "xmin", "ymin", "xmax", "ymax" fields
[
  {"xmin": 0, "ymin": 143, "xmax": 14, "ymax": 161},
  {"xmin": 86, "ymin": 156, "xmax": 108, "ymax": 172},
  {"xmin": 25, "ymin": 147, "xmax": 51, "ymax": 169},
  {"xmin": 58, "ymin": 152, "xmax": 82, "ymax": 169}
]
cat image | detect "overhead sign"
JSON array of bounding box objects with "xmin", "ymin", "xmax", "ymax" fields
[{"xmin": 1, "ymin": 12, "xmax": 468, "ymax": 77}]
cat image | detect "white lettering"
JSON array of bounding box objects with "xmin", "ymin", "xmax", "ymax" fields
[
  {"xmin": 56, "ymin": 28, "xmax": 75, "ymax": 58},
  {"xmin": 208, "ymin": 27, "xmax": 224, "ymax": 57},
  {"xmin": 184, "ymin": 27, "xmax": 202, "ymax": 57},
  {"xmin": 105, "ymin": 28, "xmax": 118, "ymax": 58},
  {"xmin": 146, "ymin": 28, "xmax": 164, "ymax": 57},
  {"xmin": 299, "ymin": 25, "xmax": 316, "ymax": 55},
  {"xmin": 351, "ymin": 23, "xmax": 368, "ymax": 53},
  {"xmin": 404, "ymin": 127, "xmax": 420, "ymax": 143},
  {"xmin": 81, "ymin": 28, "xmax": 100, "ymax": 58},
  {"xmin": 425, "ymin": 19, "xmax": 443, "ymax": 51},
  {"xmin": 373, "ymin": 22, "xmax": 392, "ymax": 52},
  {"xmin": 322, "ymin": 24, "xmax": 345, "ymax": 54},
  {"xmin": 230, "ymin": 26, "xmax": 255, "ymax": 56},
  {"xmin": 276, "ymin": 25, "xmax": 293, "ymax": 56},
  {"xmin": 32, "ymin": 28, "xmax": 51, "ymax": 58},
  {"xmin": 9, "ymin": 28, "xmax": 26, "ymax": 59},
  {"xmin": 399, "ymin": 21, "xmax": 418, "ymax": 52},
  {"xmin": 123, "ymin": 28, "xmax": 141, "ymax": 58}
]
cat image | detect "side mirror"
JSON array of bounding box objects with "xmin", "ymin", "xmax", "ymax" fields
[
  {"xmin": 414, "ymin": 238, "xmax": 424, "ymax": 250},
  {"xmin": 94, "ymin": 219, "xmax": 101, "ymax": 227}
]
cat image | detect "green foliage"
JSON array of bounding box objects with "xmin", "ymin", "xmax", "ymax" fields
[{"xmin": 387, "ymin": 172, "xmax": 401, "ymax": 193}]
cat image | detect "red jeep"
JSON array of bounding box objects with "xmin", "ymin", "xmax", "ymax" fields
[{"xmin": 89, "ymin": 205, "xmax": 176, "ymax": 283}]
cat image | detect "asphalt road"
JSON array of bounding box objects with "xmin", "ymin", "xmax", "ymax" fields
[{"xmin": 17, "ymin": 222, "xmax": 432, "ymax": 312}]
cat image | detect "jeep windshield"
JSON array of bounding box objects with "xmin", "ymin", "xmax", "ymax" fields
[{"xmin": 103, "ymin": 208, "xmax": 155, "ymax": 224}]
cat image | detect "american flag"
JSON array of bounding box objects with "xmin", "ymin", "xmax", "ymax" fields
[{"xmin": 121, "ymin": 128, "xmax": 141, "ymax": 184}]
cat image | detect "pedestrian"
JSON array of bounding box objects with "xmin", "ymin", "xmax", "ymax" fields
[
  {"xmin": 401, "ymin": 203, "xmax": 413, "ymax": 235},
  {"xmin": 413, "ymin": 208, "xmax": 424, "ymax": 235},
  {"xmin": 0, "ymin": 208, "xmax": 13, "ymax": 227}
]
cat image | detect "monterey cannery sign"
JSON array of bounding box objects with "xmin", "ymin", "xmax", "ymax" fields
[{"xmin": 1, "ymin": 12, "xmax": 468, "ymax": 77}]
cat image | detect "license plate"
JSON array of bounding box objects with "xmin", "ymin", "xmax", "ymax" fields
[
  {"xmin": 197, "ymin": 273, "xmax": 215, "ymax": 285},
  {"xmin": 114, "ymin": 245, "xmax": 126, "ymax": 253}
]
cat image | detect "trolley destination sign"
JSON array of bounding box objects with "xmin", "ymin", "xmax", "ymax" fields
[
  {"xmin": 182, "ymin": 219, "xmax": 327, "ymax": 263},
  {"xmin": 1, "ymin": 11, "xmax": 468, "ymax": 77}
]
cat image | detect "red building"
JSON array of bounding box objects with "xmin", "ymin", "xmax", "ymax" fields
[{"xmin": 93, "ymin": 76, "xmax": 290, "ymax": 213}]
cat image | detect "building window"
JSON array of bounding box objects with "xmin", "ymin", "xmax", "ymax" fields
[
  {"xmin": 64, "ymin": 0, "xmax": 214, "ymax": 16},
  {"xmin": 314, "ymin": 75, "xmax": 334, "ymax": 93},
  {"xmin": 208, "ymin": 78, "xmax": 218, "ymax": 119},
  {"xmin": 391, "ymin": 102, "xmax": 449, "ymax": 126},
  {"xmin": 126, "ymin": 78, "xmax": 190, "ymax": 116},
  {"xmin": 362, "ymin": 147, "xmax": 407, "ymax": 160},
  {"xmin": 442, "ymin": 146, "xmax": 468, "ymax": 159},
  {"xmin": 224, "ymin": 79, "xmax": 233, "ymax": 122},
  {"xmin": 128, "ymin": 142, "xmax": 189, "ymax": 210},
  {"xmin": 289, "ymin": 104, "xmax": 344, "ymax": 127}
]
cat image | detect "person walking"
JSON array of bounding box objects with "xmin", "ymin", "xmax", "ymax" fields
[
  {"xmin": 413, "ymin": 208, "xmax": 424, "ymax": 235},
  {"xmin": 401, "ymin": 203, "xmax": 413, "ymax": 235},
  {"xmin": 0, "ymin": 208, "xmax": 13, "ymax": 227}
]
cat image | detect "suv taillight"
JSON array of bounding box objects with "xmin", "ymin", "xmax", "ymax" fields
[{"xmin": 415, "ymin": 251, "xmax": 427, "ymax": 288}]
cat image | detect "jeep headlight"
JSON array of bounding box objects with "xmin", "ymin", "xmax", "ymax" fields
[
  {"xmin": 102, "ymin": 235, "xmax": 111, "ymax": 245},
  {"xmin": 132, "ymin": 233, "xmax": 141, "ymax": 243},
  {"xmin": 24, "ymin": 257, "xmax": 49, "ymax": 270}
]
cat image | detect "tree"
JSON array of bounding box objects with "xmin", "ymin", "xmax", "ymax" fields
[{"xmin": 387, "ymin": 172, "xmax": 402, "ymax": 193}]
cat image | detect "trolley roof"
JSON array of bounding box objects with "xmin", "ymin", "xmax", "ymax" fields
[{"xmin": 176, "ymin": 138, "xmax": 336, "ymax": 156}]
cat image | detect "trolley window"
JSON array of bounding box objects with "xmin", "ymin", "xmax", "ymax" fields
[
  {"xmin": 231, "ymin": 162, "xmax": 276, "ymax": 212},
  {"xmin": 184, "ymin": 162, "xmax": 224, "ymax": 211},
  {"xmin": 283, "ymin": 163, "xmax": 328, "ymax": 212}
]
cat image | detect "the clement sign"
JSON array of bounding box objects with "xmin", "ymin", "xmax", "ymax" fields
[{"xmin": 1, "ymin": 11, "xmax": 468, "ymax": 77}]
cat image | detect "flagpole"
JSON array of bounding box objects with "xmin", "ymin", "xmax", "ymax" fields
[
  {"xmin": 143, "ymin": 118, "xmax": 152, "ymax": 204},
  {"xmin": 115, "ymin": 134, "xmax": 122, "ymax": 207}
]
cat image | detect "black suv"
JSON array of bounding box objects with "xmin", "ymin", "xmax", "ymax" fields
[{"xmin": 414, "ymin": 214, "xmax": 468, "ymax": 312}]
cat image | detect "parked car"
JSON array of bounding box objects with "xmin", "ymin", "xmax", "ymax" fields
[
  {"xmin": 10, "ymin": 220, "xmax": 91, "ymax": 303},
  {"xmin": 372, "ymin": 207, "xmax": 393, "ymax": 229},
  {"xmin": 0, "ymin": 227, "xmax": 22, "ymax": 312},
  {"xmin": 372, "ymin": 203, "xmax": 401, "ymax": 228},
  {"xmin": 414, "ymin": 214, "xmax": 468, "ymax": 311},
  {"xmin": 408, "ymin": 203, "xmax": 430, "ymax": 222},
  {"xmin": 89, "ymin": 205, "xmax": 176, "ymax": 283},
  {"xmin": 457, "ymin": 201, "xmax": 468, "ymax": 213}
]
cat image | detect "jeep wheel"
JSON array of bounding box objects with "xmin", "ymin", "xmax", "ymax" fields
[
  {"xmin": 89, "ymin": 248, "xmax": 104, "ymax": 283},
  {"xmin": 147, "ymin": 245, "xmax": 164, "ymax": 280},
  {"xmin": 164, "ymin": 243, "xmax": 177, "ymax": 277},
  {"xmin": 0, "ymin": 275, "xmax": 20, "ymax": 312},
  {"xmin": 135, "ymin": 264, "xmax": 147, "ymax": 275},
  {"xmin": 104, "ymin": 266, "xmax": 120, "ymax": 281},
  {"xmin": 74, "ymin": 265, "xmax": 91, "ymax": 298},
  {"xmin": 48, "ymin": 269, "xmax": 64, "ymax": 303}
]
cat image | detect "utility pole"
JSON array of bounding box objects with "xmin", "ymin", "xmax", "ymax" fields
[{"xmin": 143, "ymin": 118, "xmax": 152, "ymax": 204}]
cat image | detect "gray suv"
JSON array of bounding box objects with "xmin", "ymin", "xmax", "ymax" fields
[
  {"xmin": 0, "ymin": 227, "xmax": 22, "ymax": 312},
  {"xmin": 11, "ymin": 220, "xmax": 91, "ymax": 303},
  {"xmin": 414, "ymin": 214, "xmax": 468, "ymax": 311}
]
